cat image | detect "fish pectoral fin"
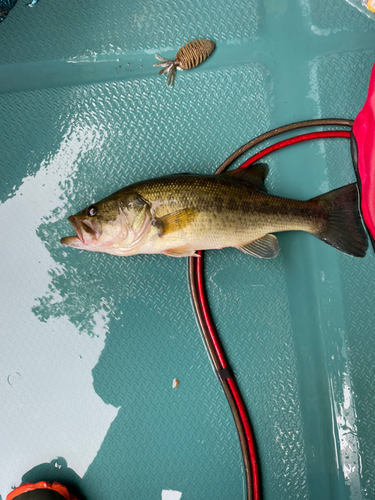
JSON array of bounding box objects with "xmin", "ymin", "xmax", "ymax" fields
[
  {"xmin": 157, "ymin": 208, "xmax": 199, "ymax": 236},
  {"xmin": 222, "ymin": 163, "xmax": 269, "ymax": 192},
  {"xmin": 162, "ymin": 245, "xmax": 198, "ymax": 258},
  {"xmin": 236, "ymin": 234, "xmax": 279, "ymax": 259}
]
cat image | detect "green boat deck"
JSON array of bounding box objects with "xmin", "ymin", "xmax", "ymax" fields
[{"xmin": 1, "ymin": 1, "xmax": 375, "ymax": 499}]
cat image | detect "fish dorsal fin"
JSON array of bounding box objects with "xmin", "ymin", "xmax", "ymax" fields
[
  {"xmin": 157, "ymin": 208, "xmax": 199, "ymax": 236},
  {"xmin": 162, "ymin": 244, "xmax": 198, "ymax": 257},
  {"xmin": 223, "ymin": 163, "xmax": 269, "ymax": 191},
  {"xmin": 236, "ymin": 234, "xmax": 279, "ymax": 259}
]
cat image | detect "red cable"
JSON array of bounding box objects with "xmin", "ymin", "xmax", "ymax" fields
[
  {"xmin": 196, "ymin": 253, "xmax": 228, "ymax": 368},
  {"xmin": 239, "ymin": 130, "xmax": 351, "ymax": 169},
  {"xmin": 196, "ymin": 252, "xmax": 260, "ymax": 499},
  {"xmin": 195, "ymin": 128, "xmax": 351, "ymax": 500},
  {"xmin": 227, "ymin": 378, "xmax": 260, "ymax": 500}
]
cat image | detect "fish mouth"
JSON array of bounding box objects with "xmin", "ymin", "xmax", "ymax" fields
[
  {"xmin": 61, "ymin": 216, "xmax": 100, "ymax": 247},
  {"xmin": 81, "ymin": 218, "xmax": 100, "ymax": 239}
]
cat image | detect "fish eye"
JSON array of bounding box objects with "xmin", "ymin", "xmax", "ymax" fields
[{"xmin": 87, "ymin": 205, "xmax": 98, "ymax": 217}]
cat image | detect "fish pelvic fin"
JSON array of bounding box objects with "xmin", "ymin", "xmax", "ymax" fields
[
  {"xmin": 311, "ymin": 183, "xmax": 368, "ymax": 257},
  {"xmin": 236, "ymin": 234, "xmax": 279, "ymax": 259},
  {"xmin": 222, "ymin": 163, "xmax": 269, "ymax": 192},
  {"xmin": 162, "ymin": 244, "xmax": 198, "ymax": 257}
]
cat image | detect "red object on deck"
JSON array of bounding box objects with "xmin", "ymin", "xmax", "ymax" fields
[
  {"xmin": 6, "ymin": 481, "xmax": 78, "ymax": 500},
  {"xmin": 352, "ymin": 63, "xmax": 375, "ymax": 248},
  {"xmin": 196, "ymin": 253, "xmax": 260, "ymax": 500},
  {"xmin": 240, "ymin": 130, "xmax": 351, "ymax": 168}
]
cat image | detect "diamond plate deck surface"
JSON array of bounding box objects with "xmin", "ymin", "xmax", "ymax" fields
[{"xmin": 1, "ymin": 1, "xmax": 375, "ymax": 500}]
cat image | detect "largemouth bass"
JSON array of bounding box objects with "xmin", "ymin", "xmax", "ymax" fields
[{"xmin": 61, "ymin": 163, "xmax": 368, "ymax": 258}]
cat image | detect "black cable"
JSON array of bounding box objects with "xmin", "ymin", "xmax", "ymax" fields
[
  {"xmin": 188, "ymin": 118, "xmax": 354, "ymax": 500},
  {"xmin": 215, "ymin": 118, "xmax": 353, "ymax": 174},
  {"xmin": 189, "ymin": 257, "xmax": 253, "ymax": 498}
]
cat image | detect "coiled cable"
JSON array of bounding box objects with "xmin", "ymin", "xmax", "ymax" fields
[{"xmin": 188, "ymin": 118, "xmax": 353, "ymax": 500}]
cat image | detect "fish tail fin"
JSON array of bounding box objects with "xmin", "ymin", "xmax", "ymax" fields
[{"xmin": 310, "ymin": 183, "xmax": 368, "ymax": 257}]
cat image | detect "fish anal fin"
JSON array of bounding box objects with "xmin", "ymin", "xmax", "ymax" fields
[
  {"xmin": 236, "ymin": 234, "xmax": 279, "ymax": 259},
  {"xmin": 157, "ymin": 208, "xmax": 199, "ymax": 236},
  {"xmin": 162, "ymin": 244, "xmax": 198, "ymax": 257},
  {"xmin": 223, "ymin": 163, "xmax": 269, "ymax": 191}
]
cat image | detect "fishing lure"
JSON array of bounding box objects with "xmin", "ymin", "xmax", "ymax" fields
[{"xmin": 154, "ymin": 39, "xmax": 215, "ymax": 86}]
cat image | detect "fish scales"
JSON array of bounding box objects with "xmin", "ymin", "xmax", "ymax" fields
[{"xmin": 126, "ymin": 175, "xmax": 321, "ymax": 252}]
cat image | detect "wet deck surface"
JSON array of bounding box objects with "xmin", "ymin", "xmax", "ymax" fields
[{"xmin": 1, "ymin": 1, "xmax": 375, "ymax": 499}]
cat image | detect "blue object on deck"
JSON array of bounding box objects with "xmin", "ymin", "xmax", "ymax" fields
[{"xmin": 0, "ymin": 0, "xmax": 17, "ymax": 22}]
